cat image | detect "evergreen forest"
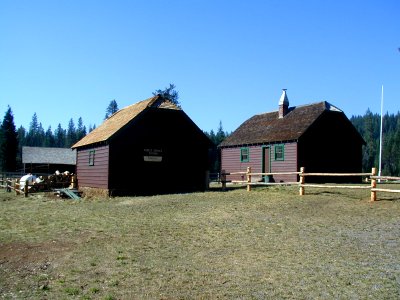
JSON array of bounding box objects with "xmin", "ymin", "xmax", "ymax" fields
[{"xmin": 350, "ymin": 110, "xmax": 400, "ymax": 176}]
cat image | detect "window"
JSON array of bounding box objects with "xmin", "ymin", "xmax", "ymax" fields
[
  {"xmin": 274, "ymin": 144, "xmax": 284, "ymax": 161},
  {"xmin": 89, "ymin": 150, "xmax": 95, "ymax": 166},
  {"xmin": 240, "ymin": 147, "xmax": 249, "ymax": 162}
]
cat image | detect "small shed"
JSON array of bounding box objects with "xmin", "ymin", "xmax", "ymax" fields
[
  {"xmin": 72, "ymin": 95, "xmax": 212, "ymax": 196},
  {"xmin": 22, "ymin": 146, "xmax": 76, "ymax": 174},
  {"xmin": 219, "ymin": 89, "xmax": 365, "ymax": 183}
]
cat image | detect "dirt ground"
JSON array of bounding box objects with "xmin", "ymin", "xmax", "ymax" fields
[
  {"xmin": 1, "ymin": 240, "xmax": 71, "ymax": 279},
  {"xmin": 1, "ymin": 186, "xmax": 400, "ymax": 299},
  {"xmin": 0, "ymin": 191, "xmax": 74, "ymax": 298}
]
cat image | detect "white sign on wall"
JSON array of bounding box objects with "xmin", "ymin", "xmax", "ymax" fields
[{"xmin": 143, "ymin": 148, "xmax": 163, "ymax": 162}]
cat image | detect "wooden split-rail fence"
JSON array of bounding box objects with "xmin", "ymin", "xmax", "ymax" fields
[
  {"xmin": 221, "ymin": 167, "xmax": 400, "ymax": 202},
  {"xmin": 0, "ymin": 175, "xmax": 77, "ymax": 198}
]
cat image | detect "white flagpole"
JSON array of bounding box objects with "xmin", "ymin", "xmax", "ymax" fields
[{"xmin": 378, "ymin": 85, "xmax": 384, "ymax": 178}]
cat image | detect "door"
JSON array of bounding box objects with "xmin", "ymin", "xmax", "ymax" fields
[{"xmin": 262, "ymin": 147, "xmax": 270, "ymax": 182}]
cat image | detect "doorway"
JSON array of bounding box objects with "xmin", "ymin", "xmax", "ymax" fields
[{"xmin": 262, "ymin": 146, "xmax": 270, "ymax": 182}]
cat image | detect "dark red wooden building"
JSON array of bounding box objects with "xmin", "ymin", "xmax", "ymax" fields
[
  {"xmin": 72, "ymin": 95, "xmax": 212, "ymax": 196},
  {"xmin": 219, "ymin": 89, "xmax": 365, "ymax": 183}
]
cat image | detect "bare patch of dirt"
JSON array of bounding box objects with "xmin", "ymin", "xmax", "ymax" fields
[
  {"xmin": 0, "ymin": 240, "xmax": 71, "ymax": 268},
  {"xmin": 0, "ymin": 240, "xmax": 74, "ymax": 297}
]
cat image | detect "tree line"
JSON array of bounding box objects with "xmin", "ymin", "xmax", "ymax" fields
[
  {"xmin": 204, "ymin": 121, "xmax": 230, "ymax": 174},
  {"xmin": 350, "ymin": 110, "xmax": 400, "ymax": 176},
  {"xmin": 0, "ymin": 108, "xmax": 96, "ymax": 171}
]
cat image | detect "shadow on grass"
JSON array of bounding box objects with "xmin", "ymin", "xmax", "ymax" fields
[
  {"xmin": 303, "ymin": 189, "xmax": 400, "ymax": 202},
  {"xmin": 374, "ymin": 195, "xmax": 400, "ymax": 202}
]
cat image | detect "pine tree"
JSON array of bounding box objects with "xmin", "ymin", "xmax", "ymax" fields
[
  {"xmin": 76, "ymin": 117, "xmax": 87, "ymax": 141},
  {"xmin": 16, "ymin": 126, "xmax": 26, "ymax": 169},
  {"xmin": 392, "ymin": 119, "xmax": 400, "ymax": 176},
  {"xmin": 215, "ymin": 121, "xmax": 227, "ymax": 145},
  {"xmin": 37, "ymin": 122, "xmax": 45, "ymax": 146},
  {"xmin": 351, "ymin": 109, "xmax": 400, "ymax": 176},
  {"xmin": 362, "ymin": 109, "xmax": 378, "ymax": 172},
  {"xmin": 54, "ymin": 123, "xmax": 66, "ymax": 148},
  {"xmin": 17, "ymin": 126, "xmax": 26, "ymax": 148},
  {"xmin": 204, "ymin": 121, "xmax": 231, "ymax": 174},
  {"xmin": 66, "ymin": 118, "xmax": 77, "ymax": 147},
  {"xmin": 206, "ymin": 129, "xmax": 216, "ymax": 143},
  {"xmin": 26, "ymin": 113, "xmax": 40, "ymax": 146},
  {"xmin": 44, "ymin": 126, "xmax": 55, "ymax": 147},
  {"xmin": 88, "ymin": 124, "xmax": 96, "ymax": 133},
  {"xmin": 0, "ymin": 106, "xmax": 18, "ymax": 172},
  {"xmin": 105, "ymin": 100, "xmax": 119, "ymax": 119},
  {"xmin": 153, "ymin": 84, "xmax": 180, "ymax": 107}
]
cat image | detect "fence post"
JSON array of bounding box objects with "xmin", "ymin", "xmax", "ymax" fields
[
  {"xmin": 15, "ymin": 179, "xmax": 20, "ymax": 195},
  {"xmin": 6, "ymin": 178, "xmax": 11, "ymax": 192},
  {"xmin": 299, "ymin": 167, "xmax": 305, "ymax": 196},
  {"xmin": 247, "ymin": 167, "xmax": 252, "ymax": 192},
  {"xmin": 221, "ymin": 170, "xmax": 226, "ymax": 191},
  {"xmin": 70, "ymin": 175, "xmax": 76, "ymax": 189},
  {"xmin": 24, "ymin": 182, "xmax": 29, "ymax": 198},
  {"xmin": 371, "ymin": 167, "xmax": 377, "ymax": 201}
]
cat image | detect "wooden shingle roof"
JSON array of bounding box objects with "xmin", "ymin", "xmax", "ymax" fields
[
  {"xmin": 22, "ymin": 147, "xmax": 76, "ymax": 165},
  {"xmin": 72, "ymin": 95, "xmax": 180, "ymax": 148},
  {"xmin": 219, "ymin": 101, "xmax": 343, "ymax": 147}
]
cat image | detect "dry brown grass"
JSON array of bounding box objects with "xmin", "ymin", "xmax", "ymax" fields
[{"xmin": 1, "ymin": 185, "xmax": 400, "ymax": 299}]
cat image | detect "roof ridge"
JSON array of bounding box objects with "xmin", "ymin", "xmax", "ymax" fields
[
  {"xmin": 23, "ymin": 146, "xmax": 73, "ymax": 150},
  {"xmin": 255, "ymin": 101, "xmax": 342, "ymax": 117}
]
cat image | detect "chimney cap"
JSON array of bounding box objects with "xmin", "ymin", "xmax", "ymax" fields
[{"xmin": 279, "ymin": 89, "xmax": 289, "ymax": 105}]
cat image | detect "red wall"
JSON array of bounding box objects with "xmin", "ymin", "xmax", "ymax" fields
[
  {"xmin": 76, "ymin": 145, "xmax": 109, "ymax": 189},
  {"xmin": 270, "ymin": 143, "xmax": 298, "ymax": 182},
  {"xmin": 221, "ymin": 142, "xmax": 298, "ymax": 183},
  {"xmin": 221, "ymin": 145, "xmax": 262, "ymax": 182}
]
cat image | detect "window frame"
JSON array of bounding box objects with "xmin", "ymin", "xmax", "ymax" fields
[
  {"xmin": 88, "ymin": 150, "xmax": 95, "ymax": 166},
  {"xmin": 274, "ymin": 144, "xmax": 285, "ymax": 161},
  {"xmin": 240, "ymin": 147, "xmax": 250, "ymax": 162}
]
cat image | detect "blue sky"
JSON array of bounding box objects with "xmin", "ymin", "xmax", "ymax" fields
[{"xmin": 0, "ymin": 0, "xmax": 399, "ymax": 133}]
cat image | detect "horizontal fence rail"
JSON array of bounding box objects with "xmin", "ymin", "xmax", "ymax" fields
[
  {"xmin": 221, "ymin": 167, "xmax": 400, "ymax": 201},
  {"xmin": 302, "ymin": 172, "xmax": 372, "ymax": 177},
  {"xmin": 371, "ymin": 176, "xmax": 400, "ymax": 181}
]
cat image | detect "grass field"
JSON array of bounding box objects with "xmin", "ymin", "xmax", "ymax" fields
[{"xmin": 1, "ymin": 185, "xmax": 400, "ymax": 299}]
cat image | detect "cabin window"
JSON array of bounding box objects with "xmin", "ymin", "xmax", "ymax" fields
[
  {"xmin": 89, "ymin": 150, "xmax": 95, "ymax": 166},
  {"xmin": 274, "ymin": 144, "xmax": 284, "ymax": 161},
  {"xmin": 240, "ymin": 147, "xmax": 249, "ymax": 162}
]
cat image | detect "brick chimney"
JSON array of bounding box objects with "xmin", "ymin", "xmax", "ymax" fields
[{"xmin": 278, "ymin": 89, "xmax": 289, "ymax": 118}]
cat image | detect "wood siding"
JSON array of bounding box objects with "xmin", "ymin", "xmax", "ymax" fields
[
  {"xmin": 270, "ymin": 142, "xmax": 298, "ymax": 182},
  {"xmin": 221, "ymin": 145, "xmax": 263, "ymax": 182},
  {"xmin": 221, "ymin": 142, "xmax": 298, "ymax": 183},
  {"xmin": 76, "ymin": 145, "xmax": 109, "ymax": 189}
]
